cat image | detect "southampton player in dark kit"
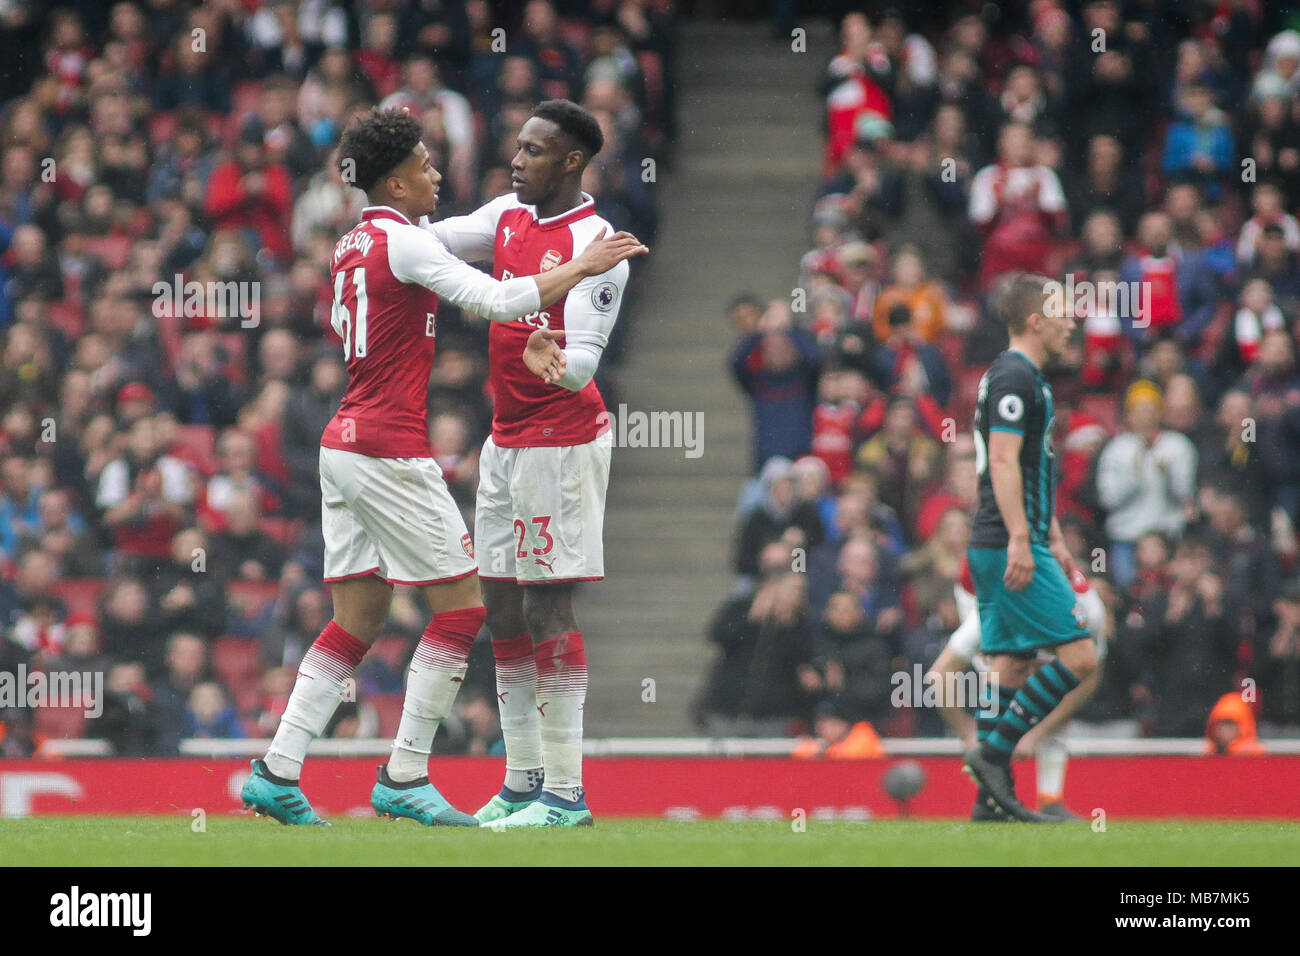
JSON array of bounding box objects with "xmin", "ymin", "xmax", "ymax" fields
[{"xmin": 963, "ymin": 273, "xmax": 1101, "ymax": 823}]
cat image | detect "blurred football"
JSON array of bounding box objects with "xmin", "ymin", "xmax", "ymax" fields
[{"xmin": 883, "ymin": 760, "xmax": 927, "ymax": 802}]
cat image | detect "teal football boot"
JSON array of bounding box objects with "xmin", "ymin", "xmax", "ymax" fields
[
  {"xmin": 483, "ymin": 789, "xmax": 593, "ymax": 828},
  {"xmin": 474, "ymin": 782, "xmax": 542, "ymax": 824},
  {"xmin": 370, "ymin": 765, "xmax": 478, "ymax": 826},
  {"xmin": 241, "ymin": 759, "xmax": 330, "ymax": 826}
]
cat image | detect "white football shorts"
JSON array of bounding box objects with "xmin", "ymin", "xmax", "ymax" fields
[
  {"xmin": 475, "ymin": 431, "xmax": 612, "ymax": 585},
  {"xmin": 319, "ymin": 446, "xmax": 477, "ymax": 586}
]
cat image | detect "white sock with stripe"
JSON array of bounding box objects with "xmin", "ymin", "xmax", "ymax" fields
[
  {"xmin": 387, "ymin": 606, "xmax": 485, "ymax": 783},
  {"xmin": 265, "ymin": 621, "xmax": 369, "ymax": 781},
  {"xmin": 492, "ymin": 633, "xmax": 544, "ymax": 793},
  {"xmin": 535, "ymin": 631, "xmax": 587, "ymax": 803}
]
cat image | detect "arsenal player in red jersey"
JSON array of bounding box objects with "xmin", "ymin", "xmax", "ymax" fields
[
  {"xmin": 240, "ymin": 107, "xmax": 646, "ymax": 826},
  {"xmin": 426, "ymin": 100, "xmax": 640, "ymax": 826}
]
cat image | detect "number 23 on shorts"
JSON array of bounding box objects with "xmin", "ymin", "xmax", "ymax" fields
[{"xmin": 513, "ymin": 516, "xmax": 554, "ymax": 558}]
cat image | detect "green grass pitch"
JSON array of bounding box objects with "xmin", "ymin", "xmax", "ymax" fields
[{"xmin": 4, "ymin": 817, "xmax": 1299, "ymax": 865}]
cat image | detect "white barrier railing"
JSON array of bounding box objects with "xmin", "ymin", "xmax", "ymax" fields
[
  {"xmin": 143, "ymin": 736, "xmax": 1300, "ymax": 758},
  {"xmin": 36, "ymin": 739, "xmax": 112, "ymax": 757},
  {"xmin": 34, "ymin": 737, "xmax": 1300, "ymax": 758}
]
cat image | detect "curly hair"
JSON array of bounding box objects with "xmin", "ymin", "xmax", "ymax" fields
[
  {"xmin": 337, "ymin": 108, "xmax": 422, "ymax": 194},
  {"xmin": 531, "ymin": 99, "xmax": 603, "ymax": 160}
]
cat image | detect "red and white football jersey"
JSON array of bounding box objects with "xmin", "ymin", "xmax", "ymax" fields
[
  {"xmin": 322, "ymin": 205, "xmax": 544, "ymax": 458},
  {"xmin": 426, "ymin": 192, "xmax": 629, "ymax": 448}
]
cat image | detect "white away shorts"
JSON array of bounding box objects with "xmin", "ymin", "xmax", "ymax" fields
[
  {"xmin": 475, "ymin": 432, "xmax": 611, "ymax": 585},
  {"xmin": 319, "ymin": 446, "xmax": 476, "ymax": 586}
]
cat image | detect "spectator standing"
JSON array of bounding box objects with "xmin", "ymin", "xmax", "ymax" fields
[
  {"xmin": 968, "ymin": 121, "xmax": 1068, "ymax": 290},
  {"xmin": 730, "ymin": 301, "xmax": 821, "ymax": 471},
  {"xmin": 734, "ymin": 457, "xmax": 825, "ymax": 579},
  {"xmin": 1096, "ymin": 380, "xmax": 1198, "ymax": 588}
]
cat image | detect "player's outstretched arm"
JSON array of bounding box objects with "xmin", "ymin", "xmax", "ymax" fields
[
  {"xmin": 394, "ymin": 222, "xmax": 644, "ymax": 323},
  {"xmin": 420, "ymin": 194, "xmax": 514, "ymax": 262},
  {"xmin": 531, "ymin": 228, "xmax": 646, "ymax": 309},
  {"xmin": 383, "ymin": 222, "xmax": 545, "ymax": 321}
]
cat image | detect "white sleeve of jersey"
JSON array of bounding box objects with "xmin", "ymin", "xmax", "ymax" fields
[
  {"xmin": 420, "ymin": 194, "xmax": 516, "ymax": 263},
  {"xmin": 160, "ymin": 456, "xmax": 194, "ymax": 505},
  {"xmin": 1037, "ymin": 167, "xmax": 1067, "ymax": 213},
  {"xmin": 553, "ymin": 258, "xmax": 629, "ymax": 391},
  {"xmin": 968, "ymin": 165, "xmax": 999, "ymax": 224},
  {"xmin": 96, "ymin": 459, "xmax": 129, "ymax": 509},
  {"xmin": 380, "ymin": 219, "xmax": 541, "ymax": 322}
]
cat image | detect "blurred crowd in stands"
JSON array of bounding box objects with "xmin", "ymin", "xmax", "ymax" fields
[
  {"xmin": 703, "ymin": 0, "xmax": 1300, "ymax": 748},
  {"xmin": 0, "ymin": 0, "xmax": 673, "ymax": 758}
]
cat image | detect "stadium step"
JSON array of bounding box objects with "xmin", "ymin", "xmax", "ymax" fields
[{"xmin": 582, "ymin": 18, "xmax": 834, "ymax": 737}]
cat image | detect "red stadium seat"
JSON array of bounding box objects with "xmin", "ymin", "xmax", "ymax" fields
[
  {"xmin": 212, "ymin": 636, "xmax": 263, "ymax": 715},
  {"xmin": 231, "ymin": 80, "xmax": 264, "ymax": 119},
  {"xmin": 205, "ymin": 113, "xmax": 226, "ymax": 143},
  {"xmin": 171, "ymin": 424, "xmax": 219, "ymax": 476},
  {"xmin": 636, "ymin": 50, "xmax": 665, "ymax": 111},
  {"xmin": 368, "ymin": 693, "xmax": 405, "ymax": 738},
  {"xmin": 258, "ymin": 517, "xmax": 304, "ymax": 550},
  {"xmin": 952, "ymin": 366, "xmax": 986, "ymax": 424},
  {"xmin": 877, "ymin": 706, "xmax": 915, "ymax": 739},
  {"xmin": 46, "ymin": 300, "xmax": 85, "ymax": 339},
  {"xmin": 368, "ymin": 635, "xmax": 413, "ymax": 672},
  {"xmin": 255, "ymin": 421, "xmax": 291, "ymax": 485},
  {"xmin": 1079, "ymin": 393, "xmax": 1122, "ymax": 434},
  {"xmin": 226, "ymin": 580, "xmax": 280, "ymax": 618},
  {"xmin": 52, "ymin": 578, "xmax": 107, "ymax": 618},
  {"xmin": 34, "ymin": 705, "xmax": 88, "ymax": 740},
  {"xmin": 83, "ymin": 235, "xmax": 132, "ymax": 270},
  {"xmin": 957, "ymin": 365, "xmax": 985, "ymax": 397},
  {"xmin": 221, "ymin": 80, "xmax": 266, "ymax": 149},
  {"xmin": 230, "ymin": 681, "xmax": 262, "ymax": 719},
  {"xmin": 557, "ymin": 18, "xmax": 591, "ymax": 55},
  {"xmin": 154, "ymin": 306, "xmax": 184, "ymax": 372},
  {"xmin": 1143, "ymin": 117, "xmax": 1172, "ymax": 203},
  {"xmin": 1196, "ymin": 300, "xmax": 1234, "ymax": 365},
  {"xmin": 937, "ymin": 331, "xmax": 965, "ymax": 373},
  {"xmin": 899, "ymin": 581, "xmax": 921, "ymax": 630},
  {"xmin": 148, "ymin": 110, "xmax": 178, "ymax": 146},
  {"xmin": 220, "ymin": 111, "xmax": 244, "ymax": 151},
  {"xmin": 218, "ymin": 333, "xmax": 248, "ymax": 384},
  {"xmin": 1051, "ymin": 240, "xmax": 1081, "ymax": 280}
]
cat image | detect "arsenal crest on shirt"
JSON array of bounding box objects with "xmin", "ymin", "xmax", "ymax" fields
[{"xmin": 539, "ymin": 249, "xmax": 563, "ymax": 272}]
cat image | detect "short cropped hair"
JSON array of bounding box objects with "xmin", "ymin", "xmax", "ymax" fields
[
  {"xmin": 531, "ymin": 99, "xmax": 603, "ymax": 160},
  {"xmin": 996, "ymin": 272, "xmax": 1054, "ymax": 335}
]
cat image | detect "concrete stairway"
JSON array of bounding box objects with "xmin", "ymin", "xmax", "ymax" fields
[{"xmin": 582, "ymin": 18, "xmax": 834, "ymax": 735}]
